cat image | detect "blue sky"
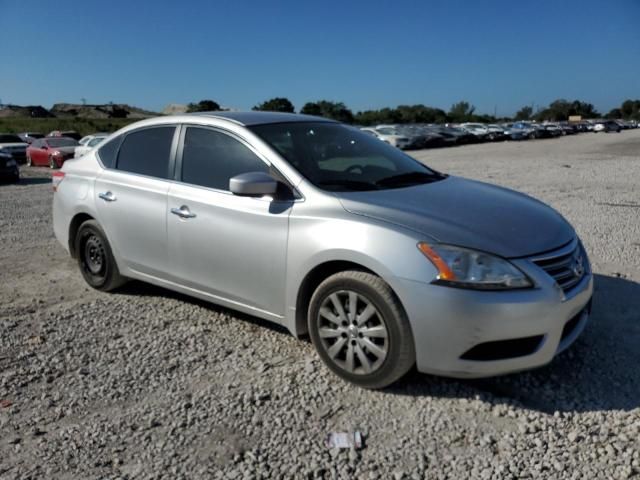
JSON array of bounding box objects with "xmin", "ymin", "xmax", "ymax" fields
[{"xmin": 1, "ymin": 0, "xmax": 638, "ymax": 116}]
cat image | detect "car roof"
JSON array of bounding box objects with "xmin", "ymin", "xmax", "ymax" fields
[{"xmin": 189, "ymin": 111, "xmax": 336, "ymax": 126}]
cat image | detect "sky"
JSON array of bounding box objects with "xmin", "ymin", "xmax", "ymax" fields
[{"xmin": 0, "ymin": 0, "xmax": 638, "ymax": 116}]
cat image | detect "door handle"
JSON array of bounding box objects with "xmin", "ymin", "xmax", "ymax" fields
[
  {"xmin": 170, "ymin": 205, "xmax": 196, "ymax": 219},
  {"xmin": 98, "ymin": 191, "xmax": 116, "ymax": 202}
]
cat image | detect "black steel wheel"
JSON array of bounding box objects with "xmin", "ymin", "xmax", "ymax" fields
[{"xmin": 75, "ymin": 219, "xmax": 126, "ymax": 291}]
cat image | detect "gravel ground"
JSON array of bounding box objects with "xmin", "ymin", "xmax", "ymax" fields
[{"xmin": 1, "ymin": 130, "xmax": 639, "ymax": 479}]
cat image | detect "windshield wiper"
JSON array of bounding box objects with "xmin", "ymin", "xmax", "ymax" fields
[
  {"xmin": 317, "ymin": 180, "xmax": 380, "ymax": 191},
  {"xmin": 375, "ymin": 171, "xmax": 446, "ymax": 187}
]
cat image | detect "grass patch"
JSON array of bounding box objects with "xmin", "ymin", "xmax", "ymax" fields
[{"xmin": 0, "ymin": 118, "xmax": 141, "ymax": 136}]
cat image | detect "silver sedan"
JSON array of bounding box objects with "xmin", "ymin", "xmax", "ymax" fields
[{"xmin": 52, "ymin": 112, "xmax": 593, "ymax": 388}]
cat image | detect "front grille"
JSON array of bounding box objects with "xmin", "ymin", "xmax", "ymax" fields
[{"xmin": 532, "ymin": 241, "xmax": 587, "ymax": 293}]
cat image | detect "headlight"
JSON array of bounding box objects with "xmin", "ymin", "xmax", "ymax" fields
[{"xmin": 417, "ymin": 243, "xmax": 532, "ymax": 290}]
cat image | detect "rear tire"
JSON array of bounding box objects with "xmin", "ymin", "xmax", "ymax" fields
[
  {"xmin": 75, "ymin": 220, "xmax": 126, "ymax": 291},
  {"xmin": 308, "ymin": 271, "xmax": 415, "ymax": 389},
  {"xmin": 26, "ymin": 155, "xmax": 32, "ymax": 167},
  {"xmin": 48, "ymin": 156, "xmax": 57, "ymax": 169}
]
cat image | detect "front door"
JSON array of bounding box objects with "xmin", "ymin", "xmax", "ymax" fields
[{"xmin": 167, "ymin": 126, "xmax": 291, "ymax": 317}]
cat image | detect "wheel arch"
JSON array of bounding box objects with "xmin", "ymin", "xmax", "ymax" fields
[
  {"xmin": 68, "ymin": 212, "xmax": 95, "ymax": 258},
  {"xmin": 293, "ymin": 259, "xmax": 406, "ymax": 338}
]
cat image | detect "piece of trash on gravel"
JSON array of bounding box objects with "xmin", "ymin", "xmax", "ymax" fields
[
  {"xmin": 326, "ymin": 431, "xmax": 363, "ymax": 449},
  {"xmin": 0, "ymin": 399, "xmax": 13, "ymax": 408}
]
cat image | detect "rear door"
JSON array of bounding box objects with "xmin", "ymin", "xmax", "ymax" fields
[
  {"xmin": 167, "ymin": 125, "xmax": 292, "ymax": 316},
  {"xmin": 94, "ymin": 125, "xmax": 178, "ymax": 278}
]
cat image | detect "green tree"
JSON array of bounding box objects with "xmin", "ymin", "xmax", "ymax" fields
[
  {"xmin": 252, "ymin": 97, "xmax": 295, "ymax": 113},
  {"xmin": 535, "ymin": 99, "xmax": 600, "ymax": 121},
  {"xmin": 619, "ymin": 99, "xmax": 640, "ymax": 120},
  {"xmin": 515, "ymin": 106, "xmax": 533, "ymax": 121},
  {"xmin": 186, "ymin": 100, "xmax": 221, "ymax": 112},
  {"xmin": 448, "ymin": 101, "xmax": 476, "ymax": 122},
  {"xmin": 605, "ymin": 108, "xmax": 622, "ymax": 119},
  {"xmin": 300, "ymin": 100, "xmax": 354, "ymax": 123}
]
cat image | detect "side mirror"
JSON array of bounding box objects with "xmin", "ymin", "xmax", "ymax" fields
[
  {"xmin": 229, "ymin": 171, "xmax": 278, "ymax": 196},
  {"xmin": 42, "ymin": 145, "xmax": 48, "ymax": 150}
]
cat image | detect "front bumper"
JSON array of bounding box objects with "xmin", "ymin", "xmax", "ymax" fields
[{"xmin": 393, "ymin": 252, "xmax": 593, "ymax": 378}]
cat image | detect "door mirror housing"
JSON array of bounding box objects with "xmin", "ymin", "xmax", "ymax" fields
[{"xmin": 229, "ymin": 171, "xmax": 278, "ymax": 196}]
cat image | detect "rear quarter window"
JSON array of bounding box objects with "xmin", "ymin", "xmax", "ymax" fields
[
  {"xmin": 97, "ymin": 136, "xmax": 123, "ymax": 169},
  {"xmin": 116, "ymin": 127, "xmax": 175, "ymax": 179}
]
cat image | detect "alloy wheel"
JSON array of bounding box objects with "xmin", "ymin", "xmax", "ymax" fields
[{"xmin": 317, "ymin": 290, "xmax": 389, "ymax": 375}]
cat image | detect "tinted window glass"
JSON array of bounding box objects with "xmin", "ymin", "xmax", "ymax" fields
[
  {"xmin": 116, "ymin": 127, "xmax": 175, "ymax": 179},
  {"xmin": 181, "ymin": 127, "xmax": 268, "ymax": 191},
  {"xmin": 0, "ymin": 134, "xmax": 23, "ymax": 143},
  {"xmin": 47, "ymin": 138, "xmax": 79, "ymax": 147},
  {"xmin": 98, "ymin": 136, "xmax": 122, "ymax": 168}
]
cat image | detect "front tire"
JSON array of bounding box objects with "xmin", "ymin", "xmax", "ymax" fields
[
  {"xmin": 75, "ymin": 220, "xmax": 126, "ymax": 291},
  {"xmin": 49, "ymin": 156, "xmax": 57, "ymax": 169},
  {"xmin": 26, "ymin": 155, "xmax": 32, "ymax": 167},
  {"xmin": 308, "ymin": 271, "xmax": 415, "ymax": 389}
]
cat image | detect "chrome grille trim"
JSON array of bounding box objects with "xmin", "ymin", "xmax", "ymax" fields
[{"xmin": 530, "ymin": 238, "xmax": 588, "ymax": 293}]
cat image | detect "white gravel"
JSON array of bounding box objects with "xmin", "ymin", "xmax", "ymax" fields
[{"xmin": 1, "ymin": 130, "xmax": 639, "ymax": 479}]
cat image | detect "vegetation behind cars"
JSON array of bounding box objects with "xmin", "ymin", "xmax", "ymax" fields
[{"xmin": 0, "ymin": 118, "xmax": 138, "ymax": 137}]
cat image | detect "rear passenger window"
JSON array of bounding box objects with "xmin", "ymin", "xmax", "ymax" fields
[
  {"xmin": 181, "ymin": 127, "xmax": 269, "ymax": 191},
  {"xmin": 97, "ymin": 136, "xmax": 122, "ymax": 168},
  {"xmin": 116, "ymin": 127, "xmax": 175, "ymax": 179}
]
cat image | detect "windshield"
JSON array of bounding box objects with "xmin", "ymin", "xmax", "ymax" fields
[
  {"xmin": 88, "ymin": 137, "xmax": 106, "ymax": 147},
  {"xmin": 250, "ymin": 122, "xmax": 444, "ymax": 191},
  {"xmin": 47, "ymin": 138, "xmax": 79, "ymax": 147}
]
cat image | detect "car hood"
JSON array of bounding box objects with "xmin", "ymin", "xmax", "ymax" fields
[{"xmin": 336, "ymin": 176, "xmax": 574, "ymax": 258}]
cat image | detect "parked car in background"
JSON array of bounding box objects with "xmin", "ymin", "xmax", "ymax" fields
[
  {"xmin": 510, "ymin": 122, "xmax": 538, "ymax": 139},
  {"xmin": 396, "ymin": 125, "xmax": 445, "ymax": 149},
  {"xmin": 0, "ymin": 133, "xmax": 28, "ymax": 164},
  {"xmin": 78, "ymin": 133, "xmax": 110, "ymax": 146},
  {"xmin": 53, "ymin": 111, "xmax": 593, "ymax": 389},
  {"xmin": 542, "ymin": 123, "xmax": 563, "ymax": 137},
  {"xmin": 26, "ymin": 137, "xmax": 80, "ymax": 168},
  {"xmin": 460, "ymin": 123, "xmax": 490, "ymax": 140},
  {"xmin": 594, "ymin": 120, "xmax": 621, "ymax": 133},
  {"xmin": 361, "ymin": 127, "xmax": 410, "ymax": 149},
  {"xmin": 0, "ymin": 148, "xmax": 19, "ymax": 183},
  {"xmin": 486, "ymin": 124, "xmax": 508, "ymax": 141},
  {"xmin": 558, "ymin": 123, "xmax": 577, "ymax": 135},
  {"xmin": 502, "ymin": 124, "xmax": 531, "ymax": 140},
  {"xmin": 47, "ymin": 130, "xmax": 82, "ymax": 141},
  {"xmin": 74, "ymin": 134, "xmax": 108, "ymax": 158},
  {"xmin": 17, "ymin": 132, "xmax": 45, "ymax": 144}
]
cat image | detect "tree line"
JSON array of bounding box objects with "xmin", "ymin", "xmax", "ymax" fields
[{"xmin": 186, "ymin": 97, "xmax": 640, "ymax": 125}]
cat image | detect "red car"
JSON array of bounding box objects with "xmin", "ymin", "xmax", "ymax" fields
[{"xmin": 26, "ymin": 137, "xmax": 79, "ymax": 169}]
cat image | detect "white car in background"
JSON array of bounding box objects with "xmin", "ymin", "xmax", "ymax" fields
[
  {"xmin": 460, "ymin": 123, "xmax": 490, "ymax": 139},
  {"xmin": 360, "ymin": 127, "xmax": 410, "ymax": 149},
  {"xmin": 74, "ymin": 134, "xmax": 108, "ymax": 158}
]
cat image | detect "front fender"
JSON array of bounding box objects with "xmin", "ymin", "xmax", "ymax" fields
[{"xmin": 283, "ymin": 204, "xmax": 439, "ymax": 335}]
